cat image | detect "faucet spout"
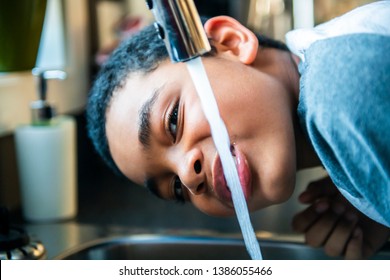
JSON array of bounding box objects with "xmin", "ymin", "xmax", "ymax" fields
[{"xmin": 146, "ymin": 0, "xmax": 211, "ymax": 62}]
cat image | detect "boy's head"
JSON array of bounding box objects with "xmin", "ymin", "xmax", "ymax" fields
[{"xmin": 87, "ymin": 16, "xmax": 299, "ymax": 217}]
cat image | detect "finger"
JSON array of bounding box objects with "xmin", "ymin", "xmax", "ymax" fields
[
  {"xmin": 345, "ymin": 227, "xmax": 363, "ymax": 260},
  {"xmin": 323, "ymin": 212, "xmax": 359, "ymax": 257},
  {"xmin": 299, "ymin": 177, "xmax": 337, "ymax": 203},
  {"xmin": 292, "ymin": 200, "xmax": 329, "ymax": 232},
  {"xmin": 305, "ymin": 210, "xmax": 340, "ymax": 247}
]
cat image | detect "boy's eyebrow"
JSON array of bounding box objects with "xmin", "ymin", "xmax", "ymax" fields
[{"xmin": 138, "ymin": 87, "xmax": 161, "ymax": 149}]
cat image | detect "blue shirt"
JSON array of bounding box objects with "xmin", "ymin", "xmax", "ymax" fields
[{"xmin": 297, "ymin": 33, "xmax": 390, "ymax": 227}]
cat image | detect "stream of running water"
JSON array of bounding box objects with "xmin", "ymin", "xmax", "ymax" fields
[{"xmin": 186, "ymin": 57, "xmax": 262, "ymax": 260}]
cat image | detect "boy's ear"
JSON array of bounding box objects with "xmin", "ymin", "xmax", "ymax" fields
[{"xmin": 204, "ymin": 16, "xmax": 258, "ymax": 65}]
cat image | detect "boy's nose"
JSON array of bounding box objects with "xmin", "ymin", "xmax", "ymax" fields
[{"xmin": 178, "ymin": 150, "xmax": 206, "ymax": 195}]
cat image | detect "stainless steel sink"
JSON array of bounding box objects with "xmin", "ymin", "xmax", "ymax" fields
[{"xmin": 55, "ymin": 234, "xmax": 390, "ymax": 260}]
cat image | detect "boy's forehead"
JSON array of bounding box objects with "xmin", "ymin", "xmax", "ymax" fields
[{"xmin": 125, "ymin": 61, "xmax": 178, "ymax": 89}]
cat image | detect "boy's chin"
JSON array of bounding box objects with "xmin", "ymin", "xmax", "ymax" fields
[{"xmin": 251, "ymin": 183, "xmax": 295, "ymax": 210}]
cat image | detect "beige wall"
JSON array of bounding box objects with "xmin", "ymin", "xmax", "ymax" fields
[{"xmin": 125, "ymin": 0, "xmax": 153, "ymax": 18}]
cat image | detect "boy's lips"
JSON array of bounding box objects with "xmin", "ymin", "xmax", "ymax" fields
[{"xmin": 212, "ymin": 146, "xmax": 252, "ymax": 204}]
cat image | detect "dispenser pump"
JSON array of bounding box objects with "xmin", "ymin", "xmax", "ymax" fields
[{"xmin": 31, "ymin": 69, "xmax": 67, "ymax": 125}]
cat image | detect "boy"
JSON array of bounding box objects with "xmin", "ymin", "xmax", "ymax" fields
[{"xmin": 87, "ymin": 2, "xmax": 390, "ymax": 259}]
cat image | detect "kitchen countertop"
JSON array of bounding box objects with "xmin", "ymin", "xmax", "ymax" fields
[
  {"xmin": 21, "ymin": 222, "xmax": 176, "ymax": 259},
  {"xmin": 20, "ymin": 222, "xmax": 275, "ymax": 260},
  {"xmin": 22, "ymin": 222, "xmax": 108, "ymax": 259}
]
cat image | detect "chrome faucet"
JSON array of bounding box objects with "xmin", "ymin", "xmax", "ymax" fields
[{"xmin": 146, "ymin": 0, "xmax": 211, "ymax": 62}]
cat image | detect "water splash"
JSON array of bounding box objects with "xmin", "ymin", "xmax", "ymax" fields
[{"xmin": 186, "ymin": 57, "xmax": 262, "ymax": 260}]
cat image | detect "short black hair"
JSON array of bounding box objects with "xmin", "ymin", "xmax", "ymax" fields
[{"xmin": 86, "ymin": 22, "xmax": 289, "ymax": 177}]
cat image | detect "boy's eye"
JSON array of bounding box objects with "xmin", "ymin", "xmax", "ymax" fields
[
  {"xmin": 168, "ymin": 102, "xmax": 179, "ymax": 142},
  {"xmin": 173, "ymin": 176, "xmax": 185, "ymax": 204}
]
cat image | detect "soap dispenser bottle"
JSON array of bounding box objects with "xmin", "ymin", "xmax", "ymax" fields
[{"xmin": 14, "ymin": 69, "xmax": 77, "ymax": 222}]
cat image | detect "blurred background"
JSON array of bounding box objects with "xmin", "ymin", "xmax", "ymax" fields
[{"xmin": 0, "ymin": 0, "xmax": 380, "ymax": 258}]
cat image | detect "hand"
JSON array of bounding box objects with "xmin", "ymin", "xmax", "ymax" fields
[{"xmin": 292, "ymin": 176, "xmax": 390, "ymax": 259}]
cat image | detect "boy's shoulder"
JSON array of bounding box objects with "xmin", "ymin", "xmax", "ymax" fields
[
  {"xmin": 297, "ymin": 33, "xmax": 390, "ymax": 227},
  {"xmin": 298, "ymin": 33, "xmax": 390, "ymax": 120}
]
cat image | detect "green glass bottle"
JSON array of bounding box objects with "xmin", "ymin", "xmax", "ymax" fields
[{"xmin": 0, "ymin": 0, "xmax": 47, "ymax": 72}]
